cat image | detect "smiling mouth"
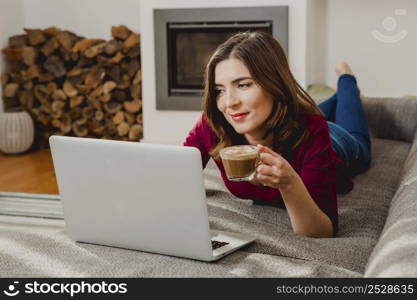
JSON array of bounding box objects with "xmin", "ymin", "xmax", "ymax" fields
[{"xmin": 230, "ymin": 112, "xmax": 249, "ymax": 121}]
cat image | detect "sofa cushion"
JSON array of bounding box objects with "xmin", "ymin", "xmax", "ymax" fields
[{"xmin": 364, "ymin": 131, "xmax": 417, "ymax": 277}]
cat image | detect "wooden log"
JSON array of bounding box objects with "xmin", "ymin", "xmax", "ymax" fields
[
  {"xmin": 84, "ymin": 66, "xmax": 105, "ymax": 88},
  {"xmin": 4, "ymin": 83, "xmax": 19, "ymax": 98},
  {"xmin": 38, "ymin": 72, "xmax": 55, "ymax": 83},
  {"xmin": 25, "ymin": 65, "xmax": 41, "ymax": 80},
  {"xmin": 76, "ymin": 55, "xmax": 95, "ymax": 68},
  {"xmin": 98, "ymin": 93, "xmax": 111, "ymax": 103},
  {"xmin": 1, "ymin": 72, "xmax": 9, "ymax": 85},
  {"xmin": 103, "ymin": 81, "xmax": 116, "ymax": 94},
  {"xmin": 82, "ymin": 106, "xmax": 94, "ymax": 119},
  {"xmin": 72, "ymin": 38, "xmax": 103, "ymax": 53},
  {"xmin": 33, "ymin": 84, "xmax": 49, "ymax": 102},
  {"xmin": 96, "ymin": 55, "xmax": 111, "ymax": 67},
  {"xmin": 112, "ymin": 111, "xmax": 124, "ymax": 125},
  {"xmin": 1, "ymin": 47, "xmax": 22, "ymax": 61},
  {"xmin": 88, "ymin": 119, "xmax": 105, "ymax": 135},
  {"xmin": 18, "ymin": 90, "xmax": 34, "ymax": 109},
  {"xmin": 52, "ymin": 89, "xmax": 67, "ymax": 101},
  {"xmin": 47, "ymin": 82, "xmax": 58, "ymax": 94},
  {"xmin": 95, "ymin": 110, "xmax": 104, "ymax": 121},
  {"xmin": 41, "ymin": 37, "xmax": 59, "ymax": 56},
  {"xmin": 114, "ymin": 90, "xmax": 126, "ymax": 102},
  {"xmin": 59, "ymin": 45, "xmax": 72, "ymax": 62},
  {"xmin": 22, "ymin": 47, "xmax": 37, "ymax": 66},
  {"xmin": 123, "ymin": 33, "xmax": 139, "ymax": 49},
  {"xmin": 117, "ymin": 121, "xmax": 130, "ymax": 137},
  {"xmin": 9, "ymin": 34, "xmax": 28, "ymax": 47},
  {"xmin": 130, "ymin": 83, "xmax": 141, "ymax": 99},
  {"xmin": 111, "ymin": 25, "xmax": 131, "ymax": 40},
  {"xmin": 40, "ymin": 102, "xmax": 52, "ymax": 114},
  {"xmin": 24, "ymin": 28, "xmax": 46, "ymax": 45},
  {"xmin": 127, "ymin": 45, "xmax": 140, "ymax": 58},
  {"xmin": 63, "ymin": 80, "xmax": 78, "ymax": 97},
  {"xmin": 109, "ymin": 51, "xmax": 124, "ymax": 64},
  {"xmin": 127, "ymin": 59, "xmax": 140, "ymax": 78},
  {"xmin": 70, "ymin": 95, "xmax": 84, "ymax": 108},
  {"xmin": 75, "ymin": 113, "xmax": 88, "ymax": 125},
  {"xmin": 56, "ymin": 30, "xmax": 79, "ymax": 52},
  {"xmin": 108, "ymin": 65, "xmax": 121, "ymax": 82},
  {"xmin": 124, "ymin": 112, "xmax": 135, "ymax": 126},
  {"xmin": 23, "ymin": 81, "xmax": 33, "ymax": 91},
  {"xmin": 136, "ymin": 113, "xmax": 142, "ymax": 125},
  {"xmin": 42, "ymin": 26, "xmax": 61, "ymax": 36},
  {"xmin": 133, "ymin": 69, "xmax": 142, "ymax": 84},
  {"xmin": 128, "ymin": 124, "xmax": 143, "ymax": 141},
  {"xmin": 90, "ymin": 85, "xmax": 103, "ymax": 99},
  {"xmin": 87, "ymin": 97, "xmax": 102, "ymax": 111},
  {"xmin": 60, "ymin": 114, "xmax": 72, "ymax": 134},
  {"xmin": 104, "ymin": 102, "xmax": 122, "ymax": 114},
  {"xmin": 84, "ymin": 42, "xmax": 107, "ymax": 58},
  {"xmin": 72, "ymin": 123, "xmax": 88, "ymax": 137},
  {"xmin": 116, "ymin": 79, "xmax": 129, "ymax": 90},
  {"xmin": 104, "ymin": 40, "xmax": 121, "ymax": 56},
  {"xmin": 51, "ymin": 100, "xmax": 65, "ymax": 119},
  {"xmin": 69, "ymin": 107, "xmax": 82, "ymax": 120},
  {"xmin": 51, "ymin": 119, "xmax": 62, "ymax": 128},
  {"xmin": 43, "ymin": 56, "xmax": 66, "ymax": 77},
  {"xmin": 123, "ymin": 99, "xmax": 141, "ymax": 113},
  {"xmin": 67, "ymin": 67, "xmax": 84, "ymax": 77}
]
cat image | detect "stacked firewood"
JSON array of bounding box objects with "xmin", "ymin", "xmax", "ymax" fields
[{"xmin": 1, "ymin": 25, "xmax": 142, "ymax": 148}]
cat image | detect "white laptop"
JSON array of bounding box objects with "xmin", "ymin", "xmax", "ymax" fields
[{"xmin": 49, "ymin": 136, "xmax": 256, "ymax": 262}]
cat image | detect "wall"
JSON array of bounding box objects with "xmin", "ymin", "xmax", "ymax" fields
[
  {"xmin": 323, "ymin": 0, "xmax": 417, "ymax": 97},
  {"xmin": 0, "ymin": 0, "xmax": 25, "ymax": 112},
  {"xmin": 24, "ymin": 0, "xmax": 141, "ymax": 39},
  {"xmin": 140, "ymin": 0, "xmax": 310, "ymax": 144}
]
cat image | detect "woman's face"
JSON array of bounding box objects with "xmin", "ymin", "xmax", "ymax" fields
[{"xmin": 215, "ymin": 58, "xmax": 274, "ymax": 139}]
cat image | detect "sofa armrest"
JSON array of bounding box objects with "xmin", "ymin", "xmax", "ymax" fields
[{"xmin": 362, "ymin": 97, "xmax": 417, "ymax": 143}]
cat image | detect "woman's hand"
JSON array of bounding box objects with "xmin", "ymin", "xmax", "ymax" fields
[{"xmin": 252, "ymin": 144, "xmax": 299, "ymax": 190}]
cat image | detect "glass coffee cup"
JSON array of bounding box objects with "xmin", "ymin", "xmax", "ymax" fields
[{"xmin": 219, "ymin": 145, "xmax": 259, "ymax": 181}]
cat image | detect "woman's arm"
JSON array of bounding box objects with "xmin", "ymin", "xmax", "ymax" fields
[{"xmin": 255, "ymin": 145, "xmax": 334, "ymax": 238}]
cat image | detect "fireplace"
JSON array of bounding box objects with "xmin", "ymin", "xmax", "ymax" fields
[{"xmin": 154, "ymin": 6, "xmax": 288, "ymax": 111}]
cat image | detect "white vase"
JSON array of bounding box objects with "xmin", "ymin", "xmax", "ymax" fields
[{"xmin": 0, "ymin": 110, "xmax": 35, "ymax": 154}]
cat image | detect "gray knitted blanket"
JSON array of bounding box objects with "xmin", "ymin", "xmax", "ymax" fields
[{"xmin": 0, "ymin": 138, "xmax": 410, "ymax": 277}]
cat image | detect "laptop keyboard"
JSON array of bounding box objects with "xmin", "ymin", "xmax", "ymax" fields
[{"xmin": 211, "ymin": 240, "xmax": 229, "ymax": 250}]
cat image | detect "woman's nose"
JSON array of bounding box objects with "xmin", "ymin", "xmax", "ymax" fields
[{"xmin": 224, "ymin": 90, "xmax": 240, "ymax": 107}]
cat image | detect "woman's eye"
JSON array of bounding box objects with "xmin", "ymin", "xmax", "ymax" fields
[
  {"xmin": 215, "ymin": 89, "xmax": 225, "ymax": 95},
  {"xmin": 238, "ymin": 82, "xmax": 251, "ymax": 88}
]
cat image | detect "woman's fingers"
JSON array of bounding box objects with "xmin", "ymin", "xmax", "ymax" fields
[
  {"xmin": 257, "ymin": 144, "xmax": 280, "ymax": 157},
  {"xmin": 257, "ymin": 163, "xmax": 278, "ymax": 177},
  {"xmin": 256, "ymin": 173, "xmax": 280, "ymax": 188}
]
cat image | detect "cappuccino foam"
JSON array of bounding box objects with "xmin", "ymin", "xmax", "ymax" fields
[{"xmin": 220, "ymin": 145, "xmax": 258, "ymax": 160}]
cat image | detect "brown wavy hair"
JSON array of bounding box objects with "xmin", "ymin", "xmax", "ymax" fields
[{"xmin": 203, "ymin": 31, "xmax": 322, "ymax": 161}]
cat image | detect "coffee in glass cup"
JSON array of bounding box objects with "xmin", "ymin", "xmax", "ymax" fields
[{"xmin": 219, "ymin": 145, "xmax": 259, "ymax": 181}]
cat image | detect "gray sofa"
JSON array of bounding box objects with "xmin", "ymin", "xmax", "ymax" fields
[{"xmin": 0, "ymin": 96, "xmax": 416, "ymax": 277}]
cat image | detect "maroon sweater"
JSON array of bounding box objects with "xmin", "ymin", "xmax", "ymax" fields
[{"xmin": 184, "ymin": 113, "xmax": 353, "ymax": 235}]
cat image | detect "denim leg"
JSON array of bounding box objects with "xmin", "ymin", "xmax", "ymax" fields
[
  {"xmin": 335, "ymin": 74, "xmax": 371, "ymax": 151},
  {"xmin": 328, "ymin": 121, "xmax": 371, "ymax": 174},
  {"xmin": 318, "ymin": 93, "xmax": 337, "ymax": 122}
]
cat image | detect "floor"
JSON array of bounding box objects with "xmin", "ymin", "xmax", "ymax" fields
[{"xmin": 0, "ymin": 149, "xmax": 59, "ymax": 194}]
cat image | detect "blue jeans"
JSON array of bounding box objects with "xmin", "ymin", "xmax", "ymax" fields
[{"xmin": 318, "ymin": 74, "xmax": 371, "ymax": 176}]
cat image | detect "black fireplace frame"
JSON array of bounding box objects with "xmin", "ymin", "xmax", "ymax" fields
[{"xmin": 154, "ymin": 6, "xmax": 289, "ymax": 111}]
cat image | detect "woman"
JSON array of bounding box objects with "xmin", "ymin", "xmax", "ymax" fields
[{"xmin": 184, "ymin": 31, "xmax": 371, "ymax": 238}]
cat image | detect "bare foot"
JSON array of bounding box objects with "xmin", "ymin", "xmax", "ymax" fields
[{"xmin": 335, "ymin": 61, "xmax": 354, "ymax": 77}]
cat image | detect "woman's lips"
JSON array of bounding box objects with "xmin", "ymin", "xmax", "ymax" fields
[{"xmin": 230, "ymin": 112, "xmax": 249, "ymax": 121}]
